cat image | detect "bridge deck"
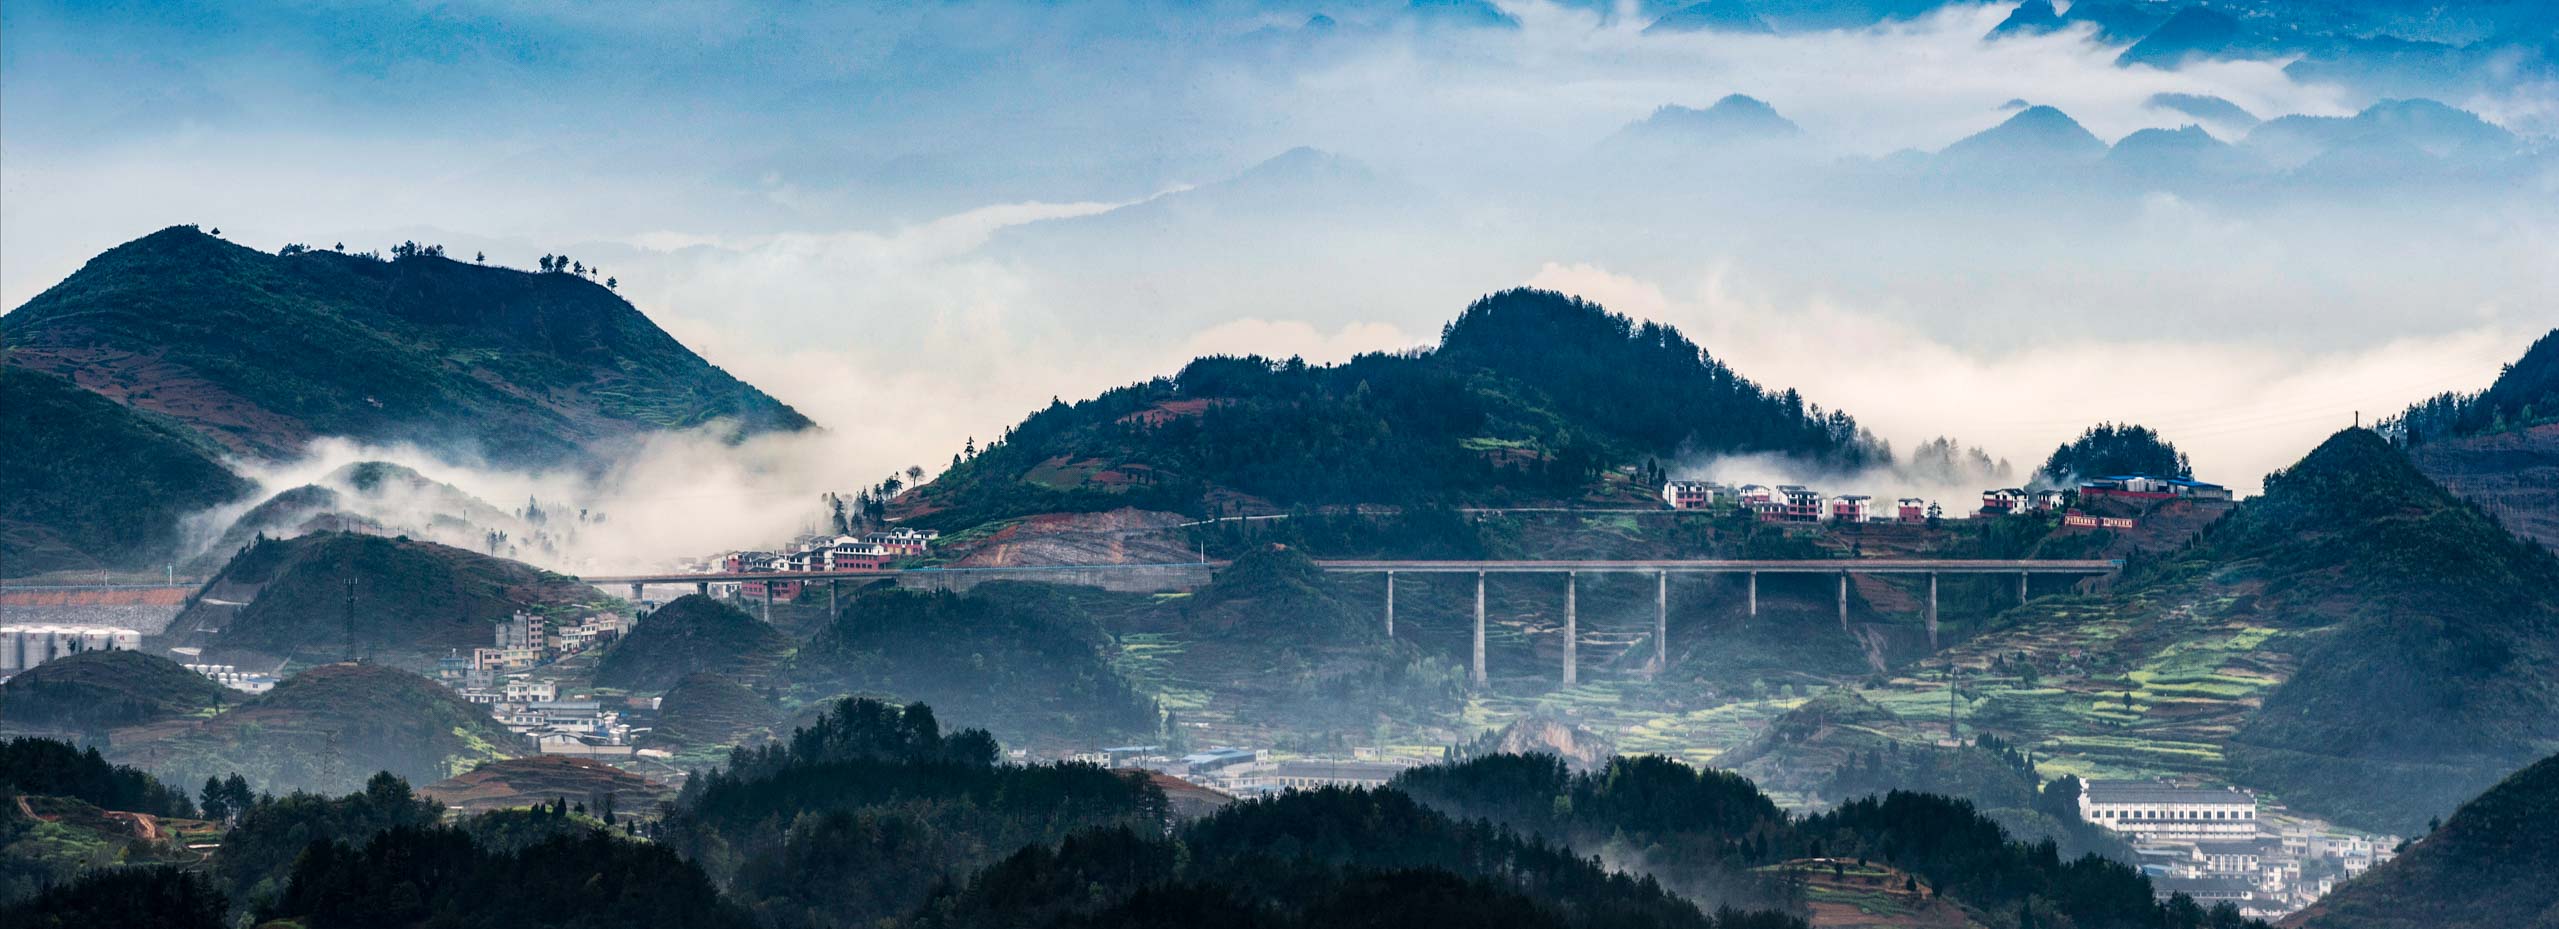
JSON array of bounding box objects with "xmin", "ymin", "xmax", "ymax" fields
[
  {"xmin": 1314, "ymin": 559, "xmax": 2118, "ymax": 574},
  {"xmin": 579, "ymin": 557, "xmax": 2116, "ymax": 587}
]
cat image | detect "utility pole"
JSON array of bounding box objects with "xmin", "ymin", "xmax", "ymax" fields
[{"xmin": 344, "ymin": 578, "xmax": 359, "ymax": 663}]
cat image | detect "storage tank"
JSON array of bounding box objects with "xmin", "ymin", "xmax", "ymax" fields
[
  {"xmin": 0, "ymin": 626, "xmax": 23, "ymax": 672},
  {"xmin": 41, "ymin": 626, "xmax": 78, "ymax": 662},
  {"xmin": 109, "ymin": 628, "xmax": 142, "ymax": 652},
  {"xmin": 79, "ymin": 628, "xmax": 114, "ymax": 653}
]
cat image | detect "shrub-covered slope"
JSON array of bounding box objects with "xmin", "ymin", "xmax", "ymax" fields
[
  {"xmin": 595, "ymin": 594, "xmax": 788, "ymax": 691},
  {"xmin": 791, "ymin": 587, "xmax": 1160, "ymax": 750},
  {"xmin": 1, "ymin": 226, "xmax": 809, "ymax": 469},
  {"xmin": 113, "ymin": 662, "xmax": 522, "ymax": 796},
  {"xmin": 0, "ymin": 650, "xmax": 228, "ymax": 736}
]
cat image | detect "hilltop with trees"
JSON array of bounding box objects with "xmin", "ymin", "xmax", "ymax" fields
[
  {"xmin": 2036, "ymin": 422, "xmax": 2191, "ymax": 483},
  {"xmin": 904, "ymin": 288, "xmax": 1885, "ymax": 530}
]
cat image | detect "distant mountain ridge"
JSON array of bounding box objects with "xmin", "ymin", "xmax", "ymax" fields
[{"xmin": 2283, "ymin": 752, "xmax": 2559, "ymax": 929}]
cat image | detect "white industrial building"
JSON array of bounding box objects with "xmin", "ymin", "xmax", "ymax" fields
[{"xmin": 0, "ymin": 624, "xmax": 144, "ymax": 677}]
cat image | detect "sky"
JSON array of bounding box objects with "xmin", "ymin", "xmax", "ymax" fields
[{"xmin": 5, "ymin": 0, "xmax": 2554, "ymax": 554}]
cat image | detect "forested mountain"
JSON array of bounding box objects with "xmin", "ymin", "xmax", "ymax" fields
[
  {"xmin": 168, "ymin": 531, "xmax": 609, "ymax": 670},
  {"xmin": 905, "ymin": 288, "xmax": 1883, "ymax": 529},
  {"xmin": 2284, "ymin": 752, "xmax": 2559, "ymax": 929},
  {"xmin": 0, "ymin": 365, "xmax": 252, "ymax": 575},
  {"xmin": 0, "ymin": 226, "xmax": 809, "ymax": 470},
  {"xmin": 1, "ymin": 225, "xmax": 810, "ymax": 576}
]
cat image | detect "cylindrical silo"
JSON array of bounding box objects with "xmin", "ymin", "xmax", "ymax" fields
[{"xmin": 0, "ymin": 626, "xmax": 23, "ymax": 672}]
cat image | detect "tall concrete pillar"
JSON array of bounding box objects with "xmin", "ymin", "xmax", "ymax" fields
[
  {"xmin": 829, "ymin": 579, "xmax": 839, "ymax": 616},
  {"xmin": 761, "ymin": 584, "xmax": 773, "ymax": 623},
  {"xmin": 629, "ymin": 583, "xmax": 644, "ymax": 603},
  {"xmin": 1562, "ymin": 572, "xmax": 1578, "ymax": 687},
  {"xmin": 1747, "ymin": 571, "xmax": 1758, "ymax": 618},
  {"xmin": 1837, "ymin": 572, "xmax": 1850, "ymax": 629},
  {"xmin": 695, "ymin": 581, "xmax": 708, "ymax": 597},
  {"xmin": 1927, "ymin": 573, "xmax": 1940, "ymax": 651},
  {"xmin": 2018, "ymin": 571, "xmax": 2030, "ymax": 604},
  {"xmin": 1654, "ymin": 571, "xmax": 1668, "ymax": 671},
  {"xmin": 1472, "ymin": 571, "xmax": 1487, "ymax": 687},
  {"xmin": 1385, "ymin": 571, "xmax": 1396, "ymax": 638}
]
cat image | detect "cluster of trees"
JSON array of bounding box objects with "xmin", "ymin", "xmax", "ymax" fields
[
  {"xmin": 2037, "ymin": 423, "xmax": 2191, "ymax": 483},
  {"xmin": 2385, "ymin": 328, "xmax": 2558, "ymax": 445},
  {"xmin": 658, "ymin": 698, "xmax": 1165, "ymax": 928},
  {"xmin": 267, "ymin": 826, "xmax": 747, "ymax": 929}
]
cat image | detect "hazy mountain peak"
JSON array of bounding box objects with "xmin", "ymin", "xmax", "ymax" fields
[
  {"xmin": 1612, "ymin": 94, "xmax": 1804, "ymax": 151},
  {"xmin": 1644, "ymin": 0, "xmax": 1776, "ymax": 35},
  {"xmin": 1940, "ymin": 104, "xmax": 2106, "ymax": 163},
  {"xmin": 2147, "ymin": 91, "xmax": 2259, "ymax": 130},
  {"xmin": 2116, "ymin": 6, "xmax": 2253, "ymax": 68}
]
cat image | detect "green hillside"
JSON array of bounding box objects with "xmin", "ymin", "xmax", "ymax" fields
[
  {"xmin": 112, "ymin": 662, "xmax": 522, "ymax": 796},
  {"xmin": 904, "ymin": 288, "xmax": 1883, "ymax": 529},
  {"xmin": 1882, "ymin": 428, "xmax": 2559, "ymax": 834},
  {"xmin": 594, "ymin": 594, "xmax": 788, "ymax": 692},
  {"xmin": 1, "ymin": 226, "xmax": 810, "ymax": 469},
  {"xmin": 170, "ymin": 532, "xmax": 610, "ymax": 669},
  {"xmin": 2286, "ymin": 752, "xmax": 2559, "ymax": 929},
  {"xmin": 0, "ymin": 650, "xmax": 229, "ymax": 736},
  {"xmin": 2219, "ymin": 430, "xmax": 2559, "ymax": 831},
  {"xmin": 0, "ymin": 365, "xmax": 252, "ymax": 575}
]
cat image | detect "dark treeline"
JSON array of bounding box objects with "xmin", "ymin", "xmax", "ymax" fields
[
  {"xmin": 268, "ymin": 826, "xmax": 748, "ymax": 929},
  {"xmin": 0, "ymin": 737, "xmax": 195, "ymax": 817},
  {"xmin": 914, "ymin": 787, "xmax": 1806, "ymax": 929},
  {"xmin": 916, "ymin": 288, "xmax": 1886, "ymax": 529}
]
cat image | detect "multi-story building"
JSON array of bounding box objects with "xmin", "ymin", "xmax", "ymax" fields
[
  {"xmin": 1662, "ymin": 480, "xmax": 1718, "ymax": 510},
  {"xmin": 2080, "ymin": 782, "xmax": 2260, "ymax": 843},
  {"xmin": 1830, "ymin": 494, "xmax": 1874, "ymax": 523},
  {"xmin": 1897, "ymin": 497, "xmax": 1929, "ymax": 523}
]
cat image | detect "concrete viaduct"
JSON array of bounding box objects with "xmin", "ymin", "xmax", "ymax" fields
[{"xmin": 581, "ymin": 557, "xmax": 2121, "ymax": 688}]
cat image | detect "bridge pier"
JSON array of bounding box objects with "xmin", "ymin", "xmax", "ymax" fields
[
  {"xmin": 761, "ymin": 584, "xmax": 773, "ymax": 623},
  {"xmin": 1384, "ymin": 571, "xmax": 1396, "ymax": 638},
  {"xmin": 1472, "ymin": 571, "xmax": 1487, "ymax": 688},
  {"xmin": 695, "ymin": 581, "xmax": 708, "ymax": 597},
  {"xmin": 629, "ymin": 583, "xmax": 643, "ymax": 604},
  {"xmin": 1927, "ymin": 573, "xmax": 1939, "ymax": 651},
  {"xmin": 1562, "ymin": 571, "xmax": 1578, "ymax": 687},
  {"xmin": 1653, "ymin": 571, "xmax": 1667, "ymax": 672},
  {"xmin": 1837, "ymin": 572, "xmax": 1850, "ymax": 629},
  {"xmin": 1747, "ymin": 571, "xmax": 1758, "ymax": 618},
  {"xmin": 2018, "ymin": 571, "xmax": 2029, "ymax": 605},
  {"xmin": 829, "ymin": 579, "xmax": 839, "ymax": 616}
]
